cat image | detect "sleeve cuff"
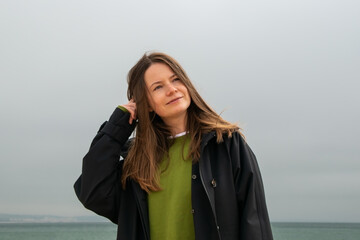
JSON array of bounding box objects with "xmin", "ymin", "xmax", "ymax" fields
[{"xmin": 117, "ymin": 105, "xmax": 129, "ymax": 113}]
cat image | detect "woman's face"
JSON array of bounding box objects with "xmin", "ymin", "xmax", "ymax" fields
[{"xmin": 144, "ymin": 63, "xmax": 191, "ymax": 124}]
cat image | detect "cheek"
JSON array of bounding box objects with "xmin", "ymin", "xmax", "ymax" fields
[
  {"xmin": 183, "ymin": 87, "xmax": 190, "ymax": 98},
  {"xmin": 146, "ymin": 93, "xmax": 163, "ymax": 112}
]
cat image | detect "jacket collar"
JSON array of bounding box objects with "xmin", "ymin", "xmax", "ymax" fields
[{"xmin": 201, "ymin": 131, "xmax": 217, "ymax": 151}]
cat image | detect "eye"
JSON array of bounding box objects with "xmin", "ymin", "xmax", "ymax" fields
[
  {"xmin": 153, "ymin": 85, "xmax": 162, "ymax": 91},
  {"xmin": 172, "ymin": 78, "xmax": 180, "ymax": 82}
]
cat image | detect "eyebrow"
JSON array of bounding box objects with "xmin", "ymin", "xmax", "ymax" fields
[{"xmin": 150, "ymin": 74, "xmax": 177, "ymax": 88}]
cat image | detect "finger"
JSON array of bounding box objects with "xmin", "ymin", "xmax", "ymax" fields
[
  {"xmin": 128, "ymin": 110, "xmax": 134, "ymax": 124},
  {"xmin": 128, "ymin": 110, "xmax": 135, "ymax": 124},
  {"xmin": 131, "ymin": 110, "xmax": 137, "ymax": 125},
  {"xmin": 130, "ymin": 109, "xmax": 136, "ymax": 121}
]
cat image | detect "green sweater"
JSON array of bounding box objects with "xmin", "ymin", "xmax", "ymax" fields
[
  {"xmin": 117, "ymin": 106, "xmax": 195, "ymax": 239},
  {"xmin": 148, "ymin": 134, "xmax": 195, "ymax": 240}
]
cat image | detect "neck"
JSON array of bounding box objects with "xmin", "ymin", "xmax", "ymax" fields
[{"xmin": 162, "ymin": 113, "xmax": 187, "ymax": 136}]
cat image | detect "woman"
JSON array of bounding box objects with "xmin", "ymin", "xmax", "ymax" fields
[{"xmin": 74, "ymin": 52, "xmax": 273, "ymax": 240}]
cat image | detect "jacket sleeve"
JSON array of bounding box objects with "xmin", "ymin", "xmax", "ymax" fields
[
  {"xmin": 73, "ymin": 107, "xmax": 136, "ymax": 223},
  {"xmin": 231, "ymin": 132, "xmax": 273, "ymax": 240}
]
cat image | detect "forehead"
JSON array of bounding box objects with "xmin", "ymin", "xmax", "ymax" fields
[{"xmin": 144, "ymin": 63, "xmax": 175, "ymax": 85}]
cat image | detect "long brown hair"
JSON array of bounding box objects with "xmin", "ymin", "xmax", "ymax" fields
[{"xmin": 121, "ymin": 52, "xmax": 241, "ymax": 192}]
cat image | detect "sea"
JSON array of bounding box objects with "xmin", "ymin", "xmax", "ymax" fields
[{"xmin": 0, "ymin": 222, "xmax": 359, "ymax": 240}]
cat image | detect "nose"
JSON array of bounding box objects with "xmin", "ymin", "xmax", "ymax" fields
[{"xmin": 166, "ymin": 83, "xmax": 178, "ymax": 96}]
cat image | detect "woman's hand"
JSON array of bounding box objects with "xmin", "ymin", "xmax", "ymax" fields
[{"xmin": 121, "ymin": 99, "xmax": 137, "ymax": 124}]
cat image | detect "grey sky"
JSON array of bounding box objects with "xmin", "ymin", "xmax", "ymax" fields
[{"xmin": 1, "ymin": 0, "xmax": 359, "ymax": 222}]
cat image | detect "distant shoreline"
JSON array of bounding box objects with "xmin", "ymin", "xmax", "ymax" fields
[
  {"xmin": 1, "ymin": 213, "xmax": 359, "ymax": 224},
  {"xmin": 0, "ymin": 213, "xmax": 109, "ymax": 224}
]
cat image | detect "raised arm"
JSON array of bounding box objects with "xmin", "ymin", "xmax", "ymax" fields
[{"xmin": 74, "ymin": 106, "xmax": 136, "ymax": 223}]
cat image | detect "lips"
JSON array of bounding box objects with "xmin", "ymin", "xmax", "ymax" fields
[{"xmin": 166, "ymin": 96, "xmax": 183, "ymax": 105}]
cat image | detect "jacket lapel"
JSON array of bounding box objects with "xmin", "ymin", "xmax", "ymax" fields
[{"xmin": 199, "ymin": 132, "xmax": 219, "ymax": 227}]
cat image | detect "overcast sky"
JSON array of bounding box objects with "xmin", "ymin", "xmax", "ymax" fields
[{"xmin": 0, "ymin": 0, "xmax": 359, "ymax": 222}]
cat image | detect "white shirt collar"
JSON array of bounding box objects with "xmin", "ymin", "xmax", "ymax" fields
[{"xmin": 169, "ymin": 131, "xmax": 188, "ymax": 139}]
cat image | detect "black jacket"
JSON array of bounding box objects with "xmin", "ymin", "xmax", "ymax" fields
[{"xmin": 74, "ymin": 108, "xmax": 273, "ymax": 240}]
